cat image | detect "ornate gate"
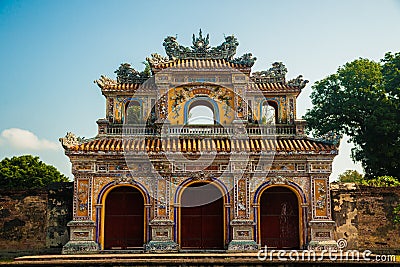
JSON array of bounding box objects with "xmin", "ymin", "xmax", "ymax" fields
[
  {"xmin": 180, "ymin": 183, "xmax": 224, "ymax": 249},
  {"xmin": 104, "ymin": 186, "xmax": 144, "ymax": 249},
  {"xmin": 260, "ymin": 187, "xmax": 300, "ymax": 249}
]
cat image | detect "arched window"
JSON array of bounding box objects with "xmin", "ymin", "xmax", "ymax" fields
[
  {"xmin": 125, "ymin": 100, "xmax": 141, "ymax": 124},
  {"xmin": 187, "ymin": 100, "xmax": 215, "ymax": 125},
  {"xmin": 262, "ymin": 101, "xmax": 278, "ymax": 125}
]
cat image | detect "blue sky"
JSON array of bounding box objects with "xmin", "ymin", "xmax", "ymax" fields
[{"xmin": 0, "ymin": 0, "xmax": 399, "ymax": 180}]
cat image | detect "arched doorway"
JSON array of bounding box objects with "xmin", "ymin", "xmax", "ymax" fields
[
  {"xmin": 180, "ymin": 182, "xmax": 224, "ymax": 249},
  {"xmin": 188, "ymin": 104, "xmax": 214, "ymax": 125},
  {"xmin": 184, "ymin": 97, "xmax": 220, "ymax": 125},
  {"xmin": 260, "ymin": 186, "xmax": 300, "ymax": 249},
  {"xmin": 262, "ymin": 101, "xmax": 278, "ymax": 125},
  {"xmin": 104, "ymin": 186, "xmax": 144, "ymax": 249}
]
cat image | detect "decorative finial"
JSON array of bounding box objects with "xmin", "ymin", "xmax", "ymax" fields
[{"xmin": 59, "ymin": 132, "xmax": 84, "ymax": 149}]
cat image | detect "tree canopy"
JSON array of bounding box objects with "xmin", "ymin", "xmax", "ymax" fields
[
  {"xmin": 337, "ymin": 170, "xmax": 400, "ymax": 187},
  {"xmin": 338, "ymin": 170, "xmax": 364, "ymax": 183},
  {"xmin": 0, "ymin": 155, "xmax": 69, "ymax": 190},
  {"xmin": 304, "ymin": 52, "xmax": 400, "ymax": 179}
]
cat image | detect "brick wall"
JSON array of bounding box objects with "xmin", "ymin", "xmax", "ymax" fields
[
  {"xmin": 331, "ymin": 183, "xmax": 400, "ymax": 254},
  {"xmin": 0, "ymin": 182, "xmax": 73, "ymax": 258}
]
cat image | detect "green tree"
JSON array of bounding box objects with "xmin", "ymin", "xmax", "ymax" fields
[
  {"xmin": 338, "ymin": 170, "xmax": 364, "ymax": 183},
  {"xmin": 0, "ymin": 155, "xmax": 69, "ymax": 189},
  {"xmin": 142, "ymin": 61, "xmax": 151, "ymax": 77},
  {"xmin": 337, "ymin": 170, "xmax": 400, "ymax": 187},
  {"xmin": 126, "ymin": 105, "xmax": 141, "ymax": 124},
  {"xmin": 304, "ymin": 53, "xmax": 400, "ymax": 180},
  {"xmin": 360, "ymin": 175, "xmax": 400, "ymax": 187}
]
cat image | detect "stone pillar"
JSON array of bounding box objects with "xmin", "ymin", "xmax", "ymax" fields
[
  {"xmin": 145, "ymin": 219, "xmax": 179, "ymax": 252},
  {"xmin": 308, "ymin": 220, "xmax": 337, "ymax": 250},
  {"xmin": 62, "ymin": 220, "xmax": 99, "ymax": 254},
  {"xmin": 228, "ymin": 175, "xmax": 258, "ymax": 251},
  {"xmin": 154, "ymin": 73, "xmax": 170, "ymax": 124},
  {"xmin": 145, "ymin": 175, "xmax": 178, "ymax": 252},
  {"xmin": 228, "ymin": 220, "xmax": 259, "ymax": 251},
  {"xmin": 62, "ymin": 176, "xmax": 98, "ymax": 254},
  {"xmin": 96, "ymin": 118, "xmax": 109, "ymax": 136},
  {"xmin": 308, "ymin": 176, "xmax": 337, "ymax": 250}
]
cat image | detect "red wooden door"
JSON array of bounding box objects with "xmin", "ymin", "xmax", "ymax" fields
[
  {"xmin": 180, "ymin": 183, "xmax": 224, "ymax": 249},
  {"xmin": 104, "ymin": 186, "xmax": 144, "ymax": 249},
  {"xmin": 260, "ymin": 187, "xmax": 299, "ymax": 249}
]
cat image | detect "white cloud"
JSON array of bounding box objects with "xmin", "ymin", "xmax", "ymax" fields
[{"xmin": 0, "ymin": 128, "xmax": 59, "ymax": 151}]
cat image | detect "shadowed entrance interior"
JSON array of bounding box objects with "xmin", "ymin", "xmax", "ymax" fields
[
  {"xmin": 260, "ymin": 186, "xmax": 300, "ymax": 249},
  {"xmin": 104, "ymin": 186, "xmax": 144, "ymax": 249},
  {"xmin": 180, "ymin": 182, "xmax": 224, "ymax": 249}
]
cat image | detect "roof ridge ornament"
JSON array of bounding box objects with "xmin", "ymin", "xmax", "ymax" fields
[
  {"xmin": 251, "ymin": 62, "xmax": 289, "ymax": 83},
  {"xmin": 230, "ymin": 53, "xmax": 257, "ymax": 68},
  {"xmin": 191, "ymin": 29, "xmax": 210, "ymax": 53},
  {"xmin": 251, "ymin": 62, "xmax": 309, "ymax": 88},
  {"xmin": 59, "ymin": 132, "xmax": 85, "ymax": 149},
  {"xmin": 146, "ymin": 53, "xmax": 171, "ymax": 66},
  {"xmin": 114, "ymin": 63, "xmax": 150, "ymax": 84},
  {"xmin": 288, "ymin": 75, "xmax": 309, "ymax": 88},
  {"xmin": 162, "ymin": 29, "xmax": 255, "ymax": 66}
]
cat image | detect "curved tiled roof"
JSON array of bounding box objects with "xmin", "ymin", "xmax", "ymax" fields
[
  {"xmin": 100, "ymin": 83, "xmax": 142, "ymax": 91},
  {"xmin": 95, "ymin": 77, "xmax": 301, "ymax": 93},
  {"xmin": 67, "ymin": 137, "xmax": 336, "ymax": 153},
  {"xmin": 151, "ymin": 58, "xmax": 250, "ymax": 71},
  {"xmin": 251, "ymin": 82, "xmax": 302, "ymax": 92}
]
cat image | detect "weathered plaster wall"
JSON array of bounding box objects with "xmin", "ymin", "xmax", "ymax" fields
[
  {"xmin": 46, "ymin": 183, "xmax": 73, "ymax": 249},
  {"xmin": 0, "ymin": 182, "xmax": 73, "ymax": 258},
  {"xmin": 331, "ymin": 183, "xmax": 400, "ymax": 254},
  {"xmin": 0, "ymin": 189, "xmax": 47, "ymax": 250}
]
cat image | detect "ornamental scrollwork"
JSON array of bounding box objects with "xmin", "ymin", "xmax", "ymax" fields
[
  {"xmin": 315, "ymin": 181, "xmax": 327, "ymax": 209},
  {"xmin": 77, "ymin": 182, "xmax": 89, "ymax": 212},
  {"xmin": 209, "ymin": 87, "xmax": 232, "ymax": 118},
  {"xmin": 170, "ymin": 87, "xmax": 190, "ymax": 119},
  {"xmin": 316, "ymin": 195, "xmax": 326, "ymax": 209},
  {"xmin": 190, "ymin": 170, "xmax": 213, "ymax": 181},
  {"xmin": 169, "ymin": 86, "xmax": 233, "ymax": 119},
  {"xmin": 113, "ymin": 173, "xmax": 135, "ymax": 185},
  {"xmin": 270, "ymin": 175, "xmax": 288, "ymax": 185}
]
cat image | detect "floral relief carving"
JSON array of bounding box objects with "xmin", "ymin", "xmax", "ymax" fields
[{"xmin": 315, "ymin": 181, "xmax": 326, "ymax": 209}]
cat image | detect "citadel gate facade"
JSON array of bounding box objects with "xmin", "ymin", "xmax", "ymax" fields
[{"xmin": 60, "ymin": 30, "xmax": 339, "ymax": 253}]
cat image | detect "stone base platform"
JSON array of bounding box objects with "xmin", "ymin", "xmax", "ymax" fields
[{"xmin": 8, "ymin": 252, "xmax": 399, "ymax": 266}]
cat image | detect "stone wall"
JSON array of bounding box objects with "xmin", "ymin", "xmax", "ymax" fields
[
  {"xmin": 0, "ymin": 182, "xmax": 73, "ymax": 258},
  {"xmin": 331, "ymin": 183, "xmax": 400, "ymax": 254}
]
